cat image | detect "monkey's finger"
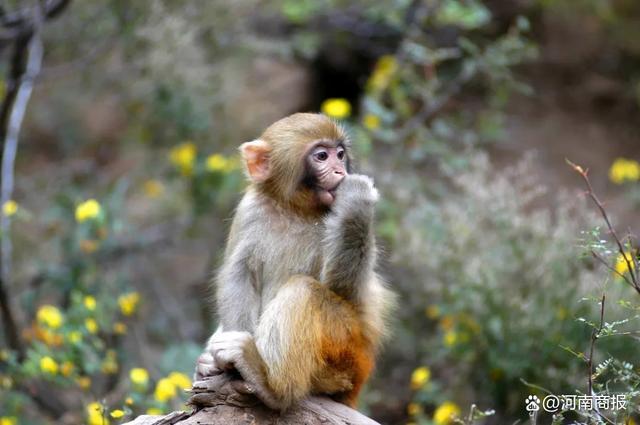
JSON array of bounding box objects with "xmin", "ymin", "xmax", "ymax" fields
[
  {"xmin": 197, "ymin": 352, "xmax": 222, "ymax": 372},
  {"xmin": 194, "ymin": 363, "xmax": 221, "ymax": 379},
  {"xmin": 192, "ymin": 375, "xmax": 229, "ymax": 393},
  {"xmin": 213, "ymin": 348, "xmax": 244, "ymax": 371},
  {"xmin": 231, "ymin": 379, "xmax": 256, "ymax": 395},
  {"xmin": 195, "ymin": 354, "xmax": 223, "ymax": 378}
]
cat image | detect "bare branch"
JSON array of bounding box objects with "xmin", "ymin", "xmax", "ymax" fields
[
  {"xmin": 1, "ymin": 25, "xmax": 42, "ymax": 284},
  {"xmin": 587, "ymin": 293, "xmax": 605, "ymax": 397},
  {"xmin": 566, "ymin": 159, "xmax": 639, "ymax": 293},
  {"xmin": 591, "ymin": 251, "xmax": 635, "ymax": 290}
]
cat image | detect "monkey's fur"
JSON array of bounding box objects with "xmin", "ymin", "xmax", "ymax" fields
[{"xmin": 195, "ymin": 113, "xmax": 394, "ymax": 411}]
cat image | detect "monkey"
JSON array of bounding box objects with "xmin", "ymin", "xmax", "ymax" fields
[{"xmin": 194, "ymin": 112, "xmax": 394, "ymax": 411}]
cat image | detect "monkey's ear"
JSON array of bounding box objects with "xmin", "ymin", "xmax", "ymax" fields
[{"xmin": 240, "ymin": 139, "xmax": 272, "ymax": 183}]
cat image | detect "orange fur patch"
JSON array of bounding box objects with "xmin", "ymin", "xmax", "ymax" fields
[{"xmin": 316, "ymin": 293, "xmax": 375, "ymax": 407}]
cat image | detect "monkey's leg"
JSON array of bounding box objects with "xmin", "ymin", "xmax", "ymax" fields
[{"xmin": 212, "ymin": 275, "xmax": 370, "ymax": 411}]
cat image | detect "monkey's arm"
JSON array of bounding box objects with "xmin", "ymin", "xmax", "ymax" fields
[
  {"xmin": 195, "ymin": 230, "xmax": 261, "ymax": 380},
  {"xmin": 215, "ymin": 240, "xmax": 261, "ymax": 332},
  {"xmin": 321, "ymin": 174, "xmax": 379, "ymax": 303}
]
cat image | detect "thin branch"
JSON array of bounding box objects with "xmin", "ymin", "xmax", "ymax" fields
[
  {"xmin": 0, "ymin": 4, "xmax": 44, "ymax": 361},
  {"xmin": 591, "ymin": 251, "xmax": 635, "ymax": 290},
  {"xmin": 566, "ymin": 159, "xmax": 639, "ymax": 293},
  {"xmin": 1, "ymin": 24, "xmax": 42, "ymax": 284},
  {"xmin": 0, "ymin": 0, "xmax": 71, "ymax": 29},
  {"xmin": 587, "ymin": 293, "xmax": 605, "ymax": 397}
]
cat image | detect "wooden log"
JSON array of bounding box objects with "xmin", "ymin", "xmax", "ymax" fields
[{"xmin": 123, "ymin": 377, "xmax": 380, "ymax": 425}]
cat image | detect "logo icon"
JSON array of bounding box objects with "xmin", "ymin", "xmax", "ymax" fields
[
  {"xmin": 526, "ymin": 395, "xmax": 541, "ymax": 413},
  {"xmin": 543, "ymin": 395, "xmax": 560, "ymax": 412}
]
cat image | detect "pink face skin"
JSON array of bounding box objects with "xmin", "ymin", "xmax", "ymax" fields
[{"xmin": 307, "ymin": 142, "xmax": 347, "ymax": 206}]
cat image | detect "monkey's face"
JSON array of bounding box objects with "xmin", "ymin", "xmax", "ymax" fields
[{"xmin": 305, "ymin": 141, "xmax": 347, "ymax": 206}]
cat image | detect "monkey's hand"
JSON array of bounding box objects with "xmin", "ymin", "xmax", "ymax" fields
[
  {"xmin": 210, "ymin": 331, "xmax": 284, "ymax": 411},
  {"xmin": 194, "ymin": 349, "xmax": 222, "ymax": 381},
  {"xmin": 333, "ymin": 174, "xmax": 379, "ymax": 211},
  {"xmin": 194, "ymin": 330, "xmax": 226, "ymax": 381}
]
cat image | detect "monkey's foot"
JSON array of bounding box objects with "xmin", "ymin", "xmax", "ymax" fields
[{"xmin": 189, "ymin": 375, "xmax": 260, "ymax": 409}]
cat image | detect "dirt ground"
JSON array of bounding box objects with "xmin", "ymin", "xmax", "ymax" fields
[{"xmin": 491, "ymin": 79, "xmax": 640, "ymax": 230}]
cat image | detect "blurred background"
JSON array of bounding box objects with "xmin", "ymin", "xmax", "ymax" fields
[{"xmin": 0, "ymin": 1, "xmax": 639, "ymax": 424}]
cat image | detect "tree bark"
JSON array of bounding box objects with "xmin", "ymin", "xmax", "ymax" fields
[{"xmin": 123, "ymin": 378, "xmax": 380, "ymax": 425}]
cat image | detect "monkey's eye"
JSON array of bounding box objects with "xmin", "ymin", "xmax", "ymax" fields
[
  {"xmin": 314, "ymin": 151, "xmax": 329, "ymax": 161},
  {"xmin": 337, "ymin": 149, "xmax": 345, "ymax": 160}
]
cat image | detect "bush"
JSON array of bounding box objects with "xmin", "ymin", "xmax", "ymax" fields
[{"xmin": 394, "ymin": 154, "xmax": 603, "ymax": 421}]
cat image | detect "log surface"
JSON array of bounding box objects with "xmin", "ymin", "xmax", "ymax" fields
[{"xmin": 123, "ymin": 378, "xmax": 380, "ymax": 425}]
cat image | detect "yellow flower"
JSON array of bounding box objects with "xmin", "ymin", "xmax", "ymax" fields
[
  {"xmin": 85, "ymin": 318, "xmax": 99, "ymax": 334},
  {"xmin": 40, "ymin": 356, "xmax": 58, "ymax": 374},
  {"xmin": 84, "ymin": 296, "xmax": 97, "ymax": 311},
  {"xmin": 2, "ymin": 200, "xmax": 18, "ymax": 217},
  {"xmin": 75, "ymin": 199, "xmax": 102, "ymax": 223},
  {"xmin": 87, "ymin": 402, "xmax": 109, "ymax": 425},
  {"xmin": 77, "ymin": 376, "xmax": 91, "ymax": 389},
  {"xmin": 443, "ymin": 330, "xmax": 459, "ymax": 347},
  {"xmin": 614, "ymin": 252, "xmax": 636, "ymax": 276},
  {"xmin": 206, "ymin": 154, "xmax": 228, "ymax": 172},
  {"xmin": 118, "ymin": 292, "xmax": 140, "ymax": 316},
  {"xmin": 130, "ymin": 368, "xmax": 149, "ymax": 387},
  {"xmin": 143, "ymin": 179, "xmax": 165, "ymax": 199},
  {"xmin": 433, "ymin": 401, "xmax": 461, "ymax": 425},
  {"xmin": 169, "ymin": 142, "xmax": 197, "ymax": 176},
  {"xmin": 363, "ymin": 114, "xmax": 381, "ymax": 130},
  {"xmin": 61, "ymin": 361, "xmax": 74, "ymax": 376},
  {"xmin": 36, "ymin": 305, "xmax": 64, "ymax": 329},
  {"xmin": 425, "ymin": 305, "xmax": 440, "ymax": 319},
  {"xmin": 321, "ymin": 98, "xmax": 351, "ymax": 119},
  {"xmin": 368, "ymin": 55, "xmax": 398, "ymax": 91},
  {"xmin": 86, "ymin": 402, "xmax": 102, "ymax": 415},
  {"xmin": 0, "ymin": 417, "xmax": 17, "ymax": 425},
  {"xmin": 609, "ymin": 158, "xmax": 640, "ymax": 184},
  {"xmin": 410, "ymin": 366, "xmax": 431, "ymax": 390},
  {"xmin": 125, "ymin": 397, "xmax": 134, "ymax": 405},
  {"xmin": 168, "ymin": 371, "xmax": 192, "ymax": 390},
  {"xmin": 407, "ymin": 402, "xmax": 423, "ymax": 416},
  {"xmin": 154, "ymin": 377, "xmax": 177, "ymax": 402},
  {"xmin": 110, "ymin": 410, "xmax": 124, "ymax": 419},
  {"xmin": 113, "ymin": 322, "xmax": 127, "ymax": 335},
  {"xmin": 68, "ymin": 331, "xmax": 82, "ymax": 344},
  {"xmin": 146, "ymin": 408, "xmax": 163, "ymax": 415}
]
